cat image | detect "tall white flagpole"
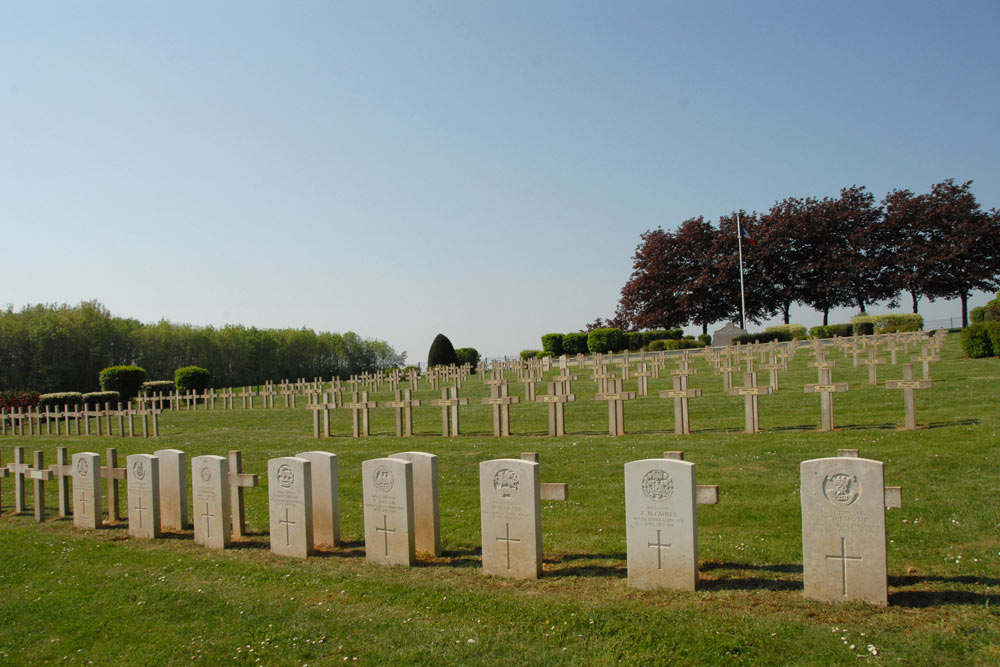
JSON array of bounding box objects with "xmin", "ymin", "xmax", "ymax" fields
[{"xmin": 737, "ymin": 213, "xmax": 747, "ymax": 330}]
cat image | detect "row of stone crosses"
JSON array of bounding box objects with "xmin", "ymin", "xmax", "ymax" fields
[
  {"xmin": 2, "ymin": 443, "xmax": 902, "ymax": 607},
  {"xmin": 0, "ymin": 330, "xmax": 943, "ymax": 440}
]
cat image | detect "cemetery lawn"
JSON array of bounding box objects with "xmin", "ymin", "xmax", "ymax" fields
[{"xmin": 1, "ymin": 334, "xmax": 998, "ymax": 665}]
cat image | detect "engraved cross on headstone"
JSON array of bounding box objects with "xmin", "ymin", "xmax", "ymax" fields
[
  {"xmin": 496, "ymin": 522, "xmax": 521, "ymax": 570},
  {"xmin": 376, "ymin": 514, "xmax": 395, "ymax": 556},
  {"xmin": 647, "ymin": 529, "xmax": 671, "ymax": 569},
  {"xmin": 279, "ymin": 507, "xmax": 296, "ymax": 547}
]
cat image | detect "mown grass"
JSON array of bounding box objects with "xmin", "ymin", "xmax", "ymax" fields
[{"xmin": 1, "ymin": 334, "xmax": 998, "ymax": 665}]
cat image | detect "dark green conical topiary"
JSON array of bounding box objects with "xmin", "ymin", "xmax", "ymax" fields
[{"xmin": 427, "ymin": 333, "xmax": 459, "ymax": 368}]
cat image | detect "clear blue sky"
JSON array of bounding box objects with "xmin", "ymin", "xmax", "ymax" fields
[{"xmin": 3, "ymin": 1, "xmax": 998, "ymax": 363}]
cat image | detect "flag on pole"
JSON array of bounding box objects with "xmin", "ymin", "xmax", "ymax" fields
[{"xmin": 738, "ymin": 221, "xmax": 756, "ymax": 245}]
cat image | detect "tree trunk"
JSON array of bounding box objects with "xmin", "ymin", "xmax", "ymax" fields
[
  {"xmin": 823, "ymin": 309, "xmax": 830, "ymax": 326},
  {"xmin": 702, "ymin": 322, "xmax": 708, "ymax": 335},
  {"xmin": 961, "ymin": 291, "xmax": 969, "ymax": 328},
  {"xmin": 857, "ymin": 296, "xmax": 867, "ymax": 313},
  {"xmin": 910, "ymin": 290, "xmax": 919, "ymax": 313},
  {"xmin": 782, "ymin": 303, "xmax": 791, "ymax": 324}
]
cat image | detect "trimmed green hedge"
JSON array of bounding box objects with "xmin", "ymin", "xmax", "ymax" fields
[
  {"xmin": 850, "ymin": 313, "xmax": 924, "ymax": 334},
  {"xmin": 764, "ymin": 324, "xmax": 807, "ymax": 339},
  {"xmin": 648, "ymin": 339, "xmax": 707, "ymax": 351},
  {"xmin": 142, "ymin": 380, "xmax": 176, "ymax": 395},
  {"xmin": 82, "ymin": 391, "xmax": 120, "ymax": 408},
  {"xmin": 961, "ymin": 323, "xmax": 995, "ymax": 358},
  {"xmin": 38, "ymin": 392, "xmax": 83, "ymax": 408},
  {"xmin": 541, "ymin": 334, "xmax": 564, "ymax": 356},
  {"xmin": 520, "ymin": 349, "xmax": 543, "ymax": 360},
  {"xmin": 175, "ymin": 366, "xmax": 211, "ymax": 393},
  {"xmin": 455, "ymin": 347, "xmax": 480, "ymax": 368},
  {"xmin": 734, "ymin": 331, "xmax": 793, "ymax": 344},
  {"xmin": 99, "ymin": 365, "xmax": 147, "ymax": 401},
  {"xmin": 971, "ymin": 307, "xmax": 986, "ymax": 323},
  {"xmin": 587, "ymin": 328, "xmax": 625, "ymax": 354},
  {"xmin": 810, "ymin": 324, "xmax": 854, "ymax": 339}
]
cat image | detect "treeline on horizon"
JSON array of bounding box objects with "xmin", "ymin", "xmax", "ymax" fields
[
  {"xmin": 0, "ymin": 301, "xmax": 406, "ymax": 394},
  {"xmin": 607, "ymin": 179, "xmax": 1000, "ymax": 334}
]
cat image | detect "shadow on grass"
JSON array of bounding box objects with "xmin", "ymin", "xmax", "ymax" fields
[
  {"xmin": 698, "ymin": 561, "xmax": 803, "ymax": 592},
  {"xmin": 312, "ymin": 539, "xmax": 366, "ymax": 559},
  {"xmin": 925, "ymin": 418, "xmax": 980, "ymax": 429},
  {"xmin": 422, "ymin": 546, "xmax": 482, "ymax": 568},
  {"xmin": 888, "ymin": 573, "xmax": 1000, "ymax": 606},
  {"xmin": 544, "ymin": 552, "xmax": 628, "ymax": 579},
  {"xmin": 701, "ymin": 561, "xmax": 802, "ymax": 574}
]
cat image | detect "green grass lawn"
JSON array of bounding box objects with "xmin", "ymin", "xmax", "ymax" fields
[{"xmin": 1, "ymin": 334, "xmax": 998, "ymax": 665}]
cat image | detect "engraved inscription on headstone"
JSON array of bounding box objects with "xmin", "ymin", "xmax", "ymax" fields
[
  {"xmin": 268, "ymin": 456, "xmax": 313, "ymax": 558},
  {"xmin": 72, "ymin": 452, "xmax": 103, "ymax": 530},
  {"xmin": 361, "ymin": 457, "xmax": 415, "ymax": 566},
  {"xmin": 126, "ymin": 454, "xmax": 161, "ymax": 539},
  {"xmin": 625, "ymin": 458, "xmax": 698, "ymax": 591},
  {"xmin": 191, "ymin": 455, "xmax": 231, "ymax": 550},
  {"xmin": 800, "ymin": 456, "xmax": 888, "ymax": 606},
  {"xmin": 479, "ymin": 459, "xmax": 542, "ymax": 580}
]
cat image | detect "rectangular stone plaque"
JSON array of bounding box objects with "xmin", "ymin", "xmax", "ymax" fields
[
  {"xmin": 390, "ymin": 451, "xmax": 442, "ymax": 556},
  {"xmin": 154, "ymin": 448, "xmax": 188, "ymax": 531},
  {"xmin": 72, "ymin": 452, "xmax": 102, "ymax": 530},
  {"xmin": 191, "ymin": 455, "xmax": 231, "ymax": 550},
  {"xmin": 296, "ymin": 451, "xmax": 340, "ymax": 547},
  {"xmin": 479, "ymin": 458, "xmax": 542, "ymax": 579},
  {"xmin": 625, "ymin": 458, "xmax": 698, "ymax": 591},
  {"xmin": 126, "ymin": 454, "xmax": 161, "ymax": 539},
  {"xmin": 801, "ymin": 456, "xmax": 888, "ymax": 606},
  {"xmin": 362, "ymin": 457, "xmax": 416, "ymax": 566},
  {"xmin": 268, "ymin": 456, "xmax": 314, "ymax": 558}
]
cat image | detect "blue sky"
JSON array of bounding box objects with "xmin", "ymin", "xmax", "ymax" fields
[{"xmin": 2, "ymin": 1, "xmax": 998, "ymax": 363}]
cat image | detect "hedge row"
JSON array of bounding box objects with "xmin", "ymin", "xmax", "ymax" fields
[
  {"xmin": 542, "ymin": 329, "xmax": 687, "ymax": 356},
  {"xmin": 808, "ymin": 324, "xmax": 855, "ymax": 338},
  {"xmin": 961, "ymin": 322, "xmax": 1000, "ymax": 358},
  {"xmin": 648, "ymin": 339, "xmax": 707, "ymax": 351},
  {"xmin": 142, "ymin": 380, "xmax": 176, "ymax": 394},
  {"xmin": 850, "ymin": 313, "xmax": 924, "ymax": 334},
  {"xmin": 733, "ymin": 331, "xmax": 794, "ymax": 344},
  {"xmin": 764, "ymin": 324, "xmax": 807, "ymax": 339}
]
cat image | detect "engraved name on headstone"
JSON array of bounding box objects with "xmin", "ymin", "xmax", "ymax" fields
[
  {"xmin": 191, "ymin": 455, "xmax": 231, "ymax": 550},
  {"xmin": 126, "ymin": 454, "xmax": 161, "ymax": 539},
  {"xmin": 362, "ymin": 457, "xmax": 415, "ymax": 566},
  {"xmin": 268, "ymin": 456, "xmax": 314, "ymax": 558},
  {"xmin": 479, "ymin": 459, "xmax": 542, "ymax": 580},
  {"xmin": 72, "ymin": 452, "xmax": 103, "ymax": 530}
]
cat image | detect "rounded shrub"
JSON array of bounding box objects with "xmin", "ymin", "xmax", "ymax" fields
[
  {"xmin": 587, "ymin": 328, "xmax": 625, "ymax": 354},
  {"xmin": 427, "ymin": 334, "xmax": 459, "ymax": 368},
  {"xmin": 82, "ymin": 391, "xmax": 120, "ymax": 408},
  {"xmin": 520, "ymin": 349, "xmax": 543, "ymax": 360},
  {"xmin": 541, "ymin": 334, "xmax": 564, "ymax": 356},
  {"xmin": 970, "ymin": 307, "xmax": 986, "ymax": 323},
  {"xmin": 175, "ymin": 366, "xmax": 211, "ymax": 393},
  {"xmin": 455, "ymin": 347, "xmax": 480, "ymax": 368},
  {"xmin": 38, "ymin": 392, "xmax": 83, "ymax": 409},
  {"xmin": 99, "ymin": 365, "xmax": 147, "ymax": 402},
  {"xmin": 562, "ymin": 332, "xmax": 589, "ymax": 355},
  {"xmin": 961, "ymin": 323, "xmax": 995, "ymax": 358}
]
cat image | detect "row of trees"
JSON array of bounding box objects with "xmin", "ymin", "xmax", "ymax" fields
[
  {"xmin": 613, "ymin": 179, "xmax": 1000, "ymax": 333},
  {"xmin": 0, "ymin": 301, "xmax": 406, "ymax": 393}
]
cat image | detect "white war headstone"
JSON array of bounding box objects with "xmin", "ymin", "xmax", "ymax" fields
[
  {"xmin": 268, "ymin": 456, "xmax": 314, "ymax": 558},
  {"xmin": 126, "ymin": 454, "xmax": 161, "ymax": 539},
  {"xmin": 479, "ymin": 458, "xmax": 542, "ymax": 580},
  {"xmin": 362, "ymin": 457, "xmax": 416, "ymax": 566},
  {"xmin": 389, "ymin": 451, "xmax": 442, "ymax": 556},
  {"xmin": 296, "ymin": 451, "xmax": 340, "ymax": 548},
  {"xmin": 191, "ymin": 455, "xmax": 232, "ymax": 550},
  {"xmin": 72, "ymin": 452, "xmax": 103, "ymax": 530},
  {"xmin": 800, "ymin": 455, "xmax": 891, "ymax": 606},
  {"xmin": 624, "ymin": 458, "xmax": 698, "ymax": 591},
  {"xmin": 154, "ymin": 448, "xmax": 188, "ymax": 531}
]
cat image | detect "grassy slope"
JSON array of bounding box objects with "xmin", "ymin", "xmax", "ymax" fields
[{"xmin": 0, "ymin": 334, "xmax": 998, "ymax": 665}]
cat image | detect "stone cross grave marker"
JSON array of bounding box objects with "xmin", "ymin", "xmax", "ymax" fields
[
  {"xmin": 385, "ymin": 389, "xmax": 421, "ymax": 437},
  {"xmin": 126, "ymin": 454, "xmax": 161, "ymax": 539},
  {"xmin": 362, "ymin": 457, "xmax": 416, "ymax": 566},
  {"xmin": 595, "ymin": 378, "xmax": 635, "ymax": 436},
  {"xmin": 390, "ymin": 452, "xmax": 442, "ymax": 557},
  {"xmin": 296, "ymin": 451, "xmax": 340, "ymax": 548},
  {"xmin": 660, "ymin": 365, "xmax": 701, "ymax": 435},
  {"xmin": 633, "ymin": 363, "xmax": 652, "ymax": 397},
  {"xmin": 7, "ymin": 446, "xmax": 29, "ymax": 513},
  {"xmin": 727, "ymin": 372, "xmax": 771, "ymax": 433},
  {"xmin": 430, "ymin": 387, "xmax": 467, "ymax": 437},
  {"xmin": 536, "ymin": 382, "xmax": 575, "ymax": 437},
  {"xmin": 803, "ymin": 363, "xmax": 849, "ymax": 432},
  {"xmin": 100, "ymin": 447, "xmax": 127, "ymax": 523},
  {"xmin": 911, "ymin": 346, "xmax": 938, "ymax": 380},
  {"xmin": 268, "ymin": 456, "xmax": 314, "ymax": 558},
  {"xmin": 345, "ymin": 391, "xmax": 377, "ymax": 437},
  {"xmin": 0, "ymin": 450, "xmax": 8, "ymax": 513},
  {"xmin": 479, "ymin": 458, "xmax": 542, "ymax": 579},
  {"xmin": 591, "ymin": 365, "xmax": 616, "ymax": 394},
  {"xmin": 857, "ymin": 348, "xmax": 885, "ymax": 386},
  {"xmin": 518, "ymin": 375, "xmax": 539, "ymax": 402},
  {"xmin": 26, "ymin": 450, "xmax": 54, "ymax": 522},
  {"xmin": 154, "ymin": 449, "xmax": 188, "ymax": 531},
  {"xmin": 310, "ymin": 394, "xmax": 336, "ymax": 438},
  {"xmin": 191, "ymin": 455, "xmax": 231, "ymax": 550},
  {"xmin": 800, "ymin": 451, "xmax": 902, "ymax": 606},
  {"xmin": 760, "ymin": 353, "xmax": 785, "ymax": 391},
  {"xmin": 72, "ymin": 452, "xmax": 103, "ymax": 529},
  {"xmin": 228, "ymin": 450, "xmax": 259, "ymax": 539},
  {"xmin": 885, "ymin": 364, "xmax": 932, "ymax": 430},
  {"xmin": 625, "ymin": 456, "xmax": 702, "ymax": 591},
  {"xmin": 551, "ymin": 372, "xmax": 577, "ymax": 396},
  {"xmin": 483, "ymin": 382, "xmax": 520, "ymax": 437}
]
